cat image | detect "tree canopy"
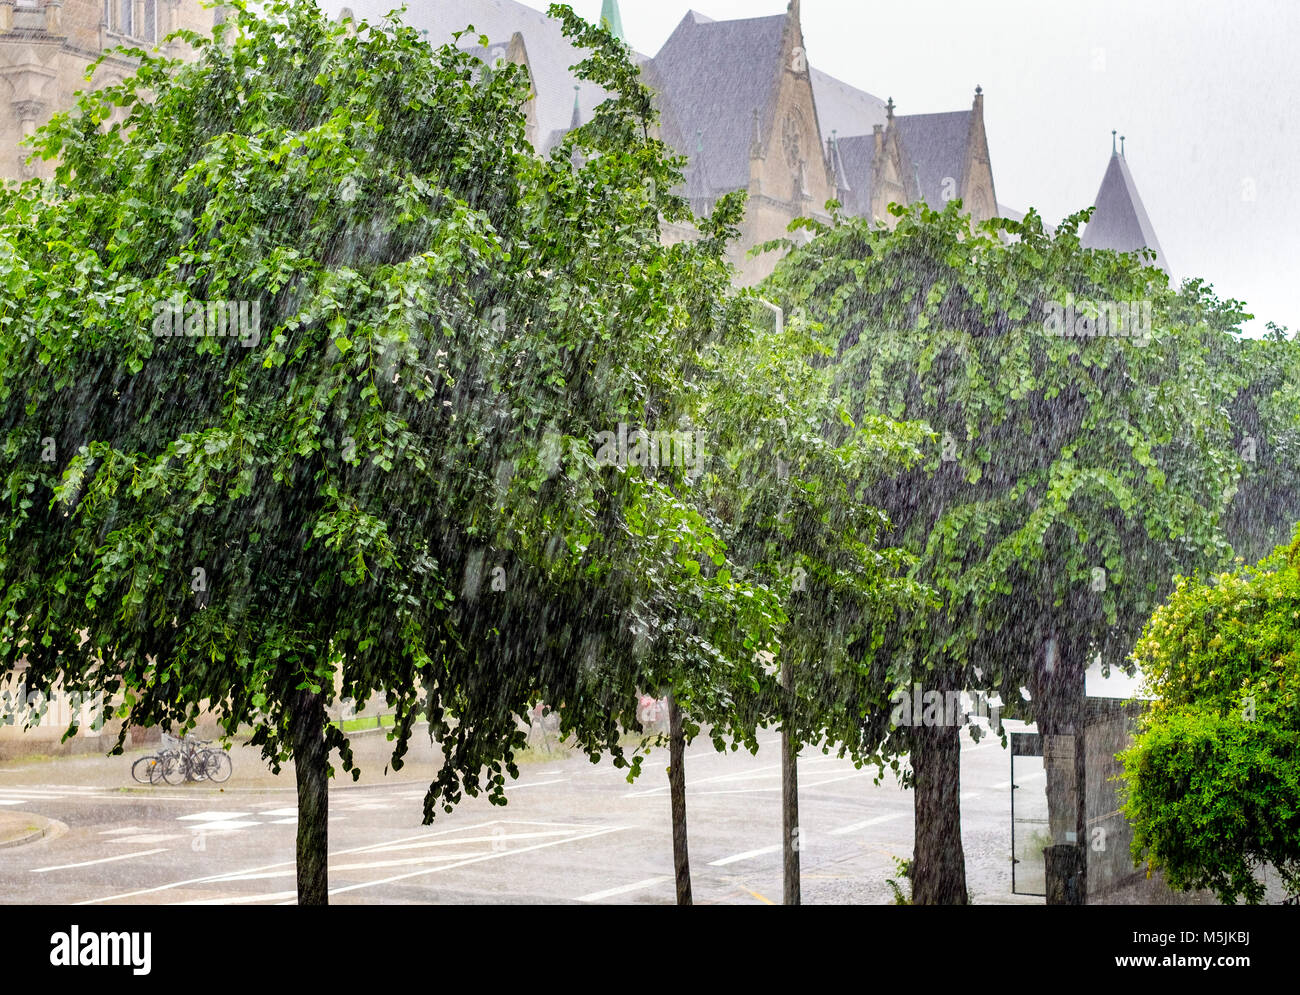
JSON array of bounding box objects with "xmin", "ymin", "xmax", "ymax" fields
[
  {"xmin": 0, "ymin": 0, "xmax": 784, "ymax": 901},
  {"xmin": 760, "ymin": 199, "xmax": 1265, "ymax": 901}
]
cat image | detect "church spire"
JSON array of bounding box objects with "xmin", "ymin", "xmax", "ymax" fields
[
  {"xmin": 600, "ymin": 0, "xmax": 625, "ymax": 41},
  {"xmin": 1082, "ymin": 138, "xmax": 1168, "ymax": 273}
]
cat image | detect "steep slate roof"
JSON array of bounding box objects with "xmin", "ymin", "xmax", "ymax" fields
[
  {"xmin": 325, "ymin": 0, "xmax": 629, "ymax": 153},
  {"xmin": 834, "ymin": 133, "xmax": 877, "ymax": 217},
  {"xmin": 1081, "ymin": 152, "xmax": 1169, "ymax": 273},
  {"xmin": 645, "ymin": 11, "xmax": 787, "ymax": 197},
  {"xmin": 893, "ymin": 110, "xmax": 971, "ymax": 209},
  {"xmin": 811, "ymin": 68, "xmax": 888, "ymax": 146}
]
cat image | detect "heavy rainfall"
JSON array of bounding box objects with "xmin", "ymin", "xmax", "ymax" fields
[{"xmin": 0, "ymin": 0, "xmax": 1296, "ymax": 921}]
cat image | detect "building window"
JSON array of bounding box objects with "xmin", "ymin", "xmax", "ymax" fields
[
  {"xmin": 143, "ymin": 0, "xmax": 156, "ymax": 41},
  {"xmin": 122, "ymin": 0, "xmax": 133, "ymax": 37}
]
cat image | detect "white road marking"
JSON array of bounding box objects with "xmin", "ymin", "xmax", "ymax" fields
[
  {"xmin": 627, "ymin": 763, "xmax": 782, "ymax": 797},
  {"xmin": 32, "ymin": 849, "xmax": 169, "ymax": 873},
  {"xmin": 78, "ymin": 820, "xmax": 586, "ymax": 905},
  {"xmin": 961, "ymin": 741, "xmax": 1003, "ymax": 753},
  {"xmin": 108, "ymin": 834, "xmax": 186, "ymax": 845},
  {"xmin": 362, "ymin": 828, "xmax": 577, "ymax": 856},
  {"xmin": 257, "ymin": 808, "xmax": 299, "ymax": 817},
  {"xmin": 708, "ymin": 845, "xmax": 780, "ymax": 867},
  {"xmin": 502, "ymin": 777, "xmax": 569, "ymax": 791},
  {"xmin": 801, "ymin": 772, "xmax": 867, "ymax": 789},
  {"xmin": 961, "ymin": 792, "xmax": 982, "ymax": 801},
  {"xmin": 319, "ymin": 825, "xmax": 627, "ymax": 900},
  {"xmin": 186, "ymin": 820, "xmax": 262, "ymax": 831},
  {"xmin": 829, "ymin": 812, "xmax": 909, "ymax": 836},
  {"xmin": 178, "ymin": 891, "xmax": 299, "ymax": 905},
  {"xmin": 0, "ymin": 799, "xmax": 28, "ymax": 806},
  {"xmin": 268, "ymin": 818, "xmax": 297, "ymax": 825},
  {"xmin": 576, "ymin": 876, "xmax": 672, "ymax": 902},
  {"xmin": 99, "ymin": 826, "xmax": 148, "ymax": 835},
  {"xmin": 176, "ymin": 811, "xmax": 252, "ymax": 822}
]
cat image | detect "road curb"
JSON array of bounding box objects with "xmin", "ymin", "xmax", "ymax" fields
[{"xmin": 0, "ymin": 812, "xmax": 66, "ymax": 849}]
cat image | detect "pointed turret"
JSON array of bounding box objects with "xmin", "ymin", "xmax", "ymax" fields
[
  {"xmin": 828, "ymin": 129, "xmax": 852, "ymax": 199},
  {"xmin": 600, "ymin": 0, "xmax": 625, "ymax": 42},
  {"xmin": 1081, "ymin": 135, "xmax": 1169, "ymax": 273},
  {"xmin": 568, "ymin": 86, "xmax": 586, "ymax": 169}
]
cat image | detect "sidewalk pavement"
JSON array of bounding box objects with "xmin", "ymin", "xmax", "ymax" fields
[{"xmin": 0, "ymin": 810, "xmax": 63, "ymax": 848}]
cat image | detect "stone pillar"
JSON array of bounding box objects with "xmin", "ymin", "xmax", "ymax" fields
[
  {"xmin": 43, "ymin": 0, "xmax": 62, "ymax": 34},
  {"xmin": 1043, "ymin": 732, "xmax": 1087, "ymax": 905},
  {"xmin": 0, "ymin": 1, "xmax": 15, "ymax": 33}
]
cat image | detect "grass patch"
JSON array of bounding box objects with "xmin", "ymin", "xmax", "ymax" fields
[{"xmin": 331, "ymin": 715, "xmax": 396, "ymax": 733}]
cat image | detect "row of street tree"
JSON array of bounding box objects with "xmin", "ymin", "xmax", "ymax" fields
[{"xmin": 1, "ymin": 1, "xmax": 1296, "ymax": 904}]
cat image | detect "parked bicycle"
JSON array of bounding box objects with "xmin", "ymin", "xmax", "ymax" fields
[
  {"xmin": 130, "ymin": 752, "xmax": 168, "ymax": 785},
  {"xmin": 130, "ymin": 733, "xmax": 232, "ymax": 785}
]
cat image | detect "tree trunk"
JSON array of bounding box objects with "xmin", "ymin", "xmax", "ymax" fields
[
  {"xmin": 667, "ymin": 693, "xmax": 692, "ymax": 906},
  {"xmin": 910, "ymin": 718, "xmax": 968, "ymax": 904},
  {"xmin": 781, "ymin": 655, "xmax": 800, "ymax": 905},
  {"xmin": 291, "ymin": 686, "xmax": 329, "ymax": 906}
]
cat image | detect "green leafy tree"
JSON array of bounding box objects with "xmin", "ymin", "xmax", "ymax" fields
[
  {"xmin": 1214, "ymin": 317, "xmax": 1300, "ymax": 563},
  {"xmin": 1121, "ymin": 528, "xmax": 1300, "ymax": 904},
  {"xmin": 695, "ymin": 292, "xmax": 932, "ymax": 903},
  {"xmin": 762, "ymin": 201, "xmax": 1254, "ymax": 903},
  {"xmin": 0, "ymin": 0, "xmax": 777, "ymax": 904}
]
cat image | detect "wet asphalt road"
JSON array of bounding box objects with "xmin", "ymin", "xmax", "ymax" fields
[{"xmin": 0, "ymin": 721, "xmax": 1040, "ymax": 905}]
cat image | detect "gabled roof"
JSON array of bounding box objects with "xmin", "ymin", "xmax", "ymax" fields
[
  {"xmin": 834, "ymin": 133, "xmax": 877, "ymax": 217},
  {"xmin": 326, "ymin": 0, "xmax": 629, "ymax": 152},
  {"xmin": 893, "ymin": 110, "xmax": 971, "ymax": 209},
  {"xmin": 1080, "ymin": 152, "xmax": 1169, "ymax": 273},
  {"xmin": 645, "ymin": 11, "xmax": 787, "ymax": 197}
]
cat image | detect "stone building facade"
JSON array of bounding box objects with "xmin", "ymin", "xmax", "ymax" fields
[{"xmin": 0, "ymin": 0, "xmax": 214, "ymax": 181}]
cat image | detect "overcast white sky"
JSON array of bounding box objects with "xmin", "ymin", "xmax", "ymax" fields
[{"xmin": 389, "ymin": 1, "xmax": 1300, "ymax": 335}]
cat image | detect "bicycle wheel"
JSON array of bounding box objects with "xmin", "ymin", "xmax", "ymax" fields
[
  {"xmin": 188, "ymin": 751, "xmax": 208, "ymax": 782},
  {"xmin": 204, "ymin": 750, "xmax": 232, "ymax": 783},
  {"xmin": 148, "ymin": 755, "xmax": 169, "ymax": 785},
  {"xmin": 161, "ymin": 751, "xmax": 187, "ymax": 785},
  {"xmin": 131, "ymin": 756, "xmax": 156, "ymax": 784}
]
